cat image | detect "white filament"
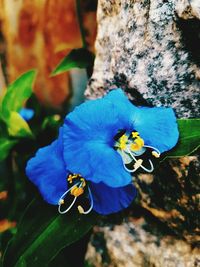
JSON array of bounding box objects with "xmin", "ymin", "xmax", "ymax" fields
[
  {"xmin": 78, "ymin": 186, "xmax": 94, "ymax": 215},
  {"xmin": 123, "ymin": 148, "xmax": 156, "ymax": 173},
  {"xmin": 58, "ymin": 182, "xmax": 80, "ymax": 214}
]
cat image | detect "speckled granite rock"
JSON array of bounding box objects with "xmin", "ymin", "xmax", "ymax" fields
[
  {"xmin": 85, "ymin": 1, "xmax": 200, "ymax": 266},
  {"xmin": 85, "ymin": 218, "xmax": 200, "ymax": 267},
  {"xmin": 86, "ymin": 0, "xmax": 200, "ymax": 118}
]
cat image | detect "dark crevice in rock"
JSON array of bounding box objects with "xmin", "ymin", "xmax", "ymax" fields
[
  {"xmin": 90, "ymin": 231, "xmax": 111, "ymax": 265},
  {"xmin": 177, "ymin": 18, "xmax": 200, "ymax": 65},
  {"xmin": 125, "ymin": 88, "xmax": 151, "ymax": 107}
]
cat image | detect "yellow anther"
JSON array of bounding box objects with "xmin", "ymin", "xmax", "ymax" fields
[
  {"xmin": 67, "ymin": 174, "xmax": 81, "ymax": 184},
  {"xmin": 80, "ymin": 178, "xmax": 86, "ymax": 188},
  {"xmin": 70, "ymin": 186, "xmax": 84, "ymax": 197},
  {"xmin": 59, "ymin": 199, "xmax": 64, "ymax": 205},
  {"xmin": 132, "ymin": 131, "xmax": 139, "ymax": 138},
  {"xmin": 133, "ymin": 159, "xmax": 143, "ymax": 169},
  {"xmin": 67, "ymin": 174, "xmax": 73, "ymax": 184},
  {"xmin": 120, "ymin": 135, "xmax": 128, "ymax": 142},
  {"xmin": 130, "ymin": 136, "xmax": 144, "ymax": 151},
  {"xmin": 77, "ymin": 205, "xmax": 84, "ymax": 214},
  {"xmin": 119, "ymin": 142, "xmax": 126, "ymax": 150},
  {"xmin": 152, "ymin": 151, "xmax": 160, "ymax": 158},
  {"xmin": 118, "ymin": 134, "xmax": 128, "ymax": 150}
]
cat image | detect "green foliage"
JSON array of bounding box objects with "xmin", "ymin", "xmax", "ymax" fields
[
  {"xmin": 165, "ymin": 119, "xmax": 200, "ymax": 158},
  {"xmin": 0, "ymin": 70, "xmax": 36, "ymax": 161},
  {"xmin": 0, "ymin": 138, "xmax": 17, "ymax": 161},
  {"xmin": 1, "ymin": 70, "xmax": 36, "ymax": 119},
  {"xmin": 7, "ymin": 112, "xmax": 33, "ymax": 138},
  {"xmin": 3, "ymin": 199, "xmax": 98, "ymax": 267},
  {"xmin": 0, "ymin": 70, "xmax": 36, "ymax": 140},
  {"xmin": 41, "ymin": 115, "xmax": 62, "ymax": 130},
  {"xmin": 51, "ymin": 48, "xmax": 95, "ymax": 76}
]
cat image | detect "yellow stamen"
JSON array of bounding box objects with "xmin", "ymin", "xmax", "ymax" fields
[
  {"xmin": 118, "ymin": 134, "xmax": 128, "ymax": 150},
  {"xmin": 152, "ymin": 151, "xmax": 160, "ymax": 158},
  {"xmin": 70, "ymin": 186, "xmax": 84, "ymax": 197},
  {"xmin": 130, "ymin": 136, "xmax": 144, "ymax": 151},
  {"xmin": 132, "ymin": 131, "xmax": 139, "ymax": 138},
  {"xmin": 67, "ymin": 174, "xmax": 81, "ymax": 184},
  {"xmin": 77, "ymin": 205, "xmax": 84, "ymax": 214},
  {"xmin": 80, "ymin": 178, "xmax": 86, "ymax": 187}
]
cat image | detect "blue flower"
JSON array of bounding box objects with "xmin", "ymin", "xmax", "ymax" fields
[
  {"xmin": 26, "ymin": 88, "xmax": 178, "ymax": 215},
  {"xmin": 26, "ymin": 128, "xmax": 67, "ymax": 205},
  {"xmin": 19, "ymin": 108, "xmax": 34, "ymax": 121},
  {"xmin": 26, "ymin": 128, "xmax": 137, "ymax": 215},
  {"xmin": 63, "ymin": 89, "xmax": 179, "ymax": 187}
]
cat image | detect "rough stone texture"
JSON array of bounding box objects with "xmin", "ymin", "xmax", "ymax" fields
[
  {"xmin": 135, "ymin": 155, "xmax": 200, "ymax": 243},
  {"xmin": 85, "ymin": 218, "xmax": 200, "ymax": 267},
  {"xmin": 85, "ymin": 1, "xmax": 200, "ymax": 266},
  {"xmin": 86, "ymin": 0, "xmax": 200, "ymax": 119}
]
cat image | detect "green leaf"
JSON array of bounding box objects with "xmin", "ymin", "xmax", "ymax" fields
[
  {"xmin": 7, "ymin": 112, "xmax": 33, "ymax": 138},
  {"xmin": 41, "ymin": 115, "xmax": 61, "ymax": 130},
  {"xmin": 165, "ymin": 119, "xmax": 200, "ymax": 158},
  {"xmin": 0, "ymin": 138, "xmax": 17, "ymax": 161},
  {"xmin": 52, "ymin": 48, "xmax": 95, "ymax": 76},
  {"xmin": 3, "ymin": 199, "xmax": 98, "ymax": 267},
  {"xmin": 1, "ymin": 70, "xmax": 37, "ymax": 119},
  {"xmin": 0, "ymin": 70, "xmax": 36, "ymax": 138}
]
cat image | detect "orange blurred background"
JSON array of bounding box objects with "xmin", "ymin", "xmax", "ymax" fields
[{"xmin": 0, "ymin": 0, "xmax": 97, "ymax": 106}]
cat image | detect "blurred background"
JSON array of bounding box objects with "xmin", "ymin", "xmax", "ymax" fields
[
  {"xmin": 0, "ymin": 1, "xmax": 97, "ymax": 265},
  {"xmin": 0, "ymin": 0, "xmax": 97, "ymax": 106}
]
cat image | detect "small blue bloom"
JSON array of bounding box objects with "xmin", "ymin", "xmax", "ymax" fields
[
  {"xmin": 63, "ymin": 89, "xmax": 179, "ymax": 187},
  {"xmin": 26, "ymin": 128, "xmax": 136, "ymax": 215},
  {"xmin": 26, "ymin": 88, "xmax": 178, "ymax": 215},
  {"xmin": 19, "ymin": 108, "xmax": 34, "ymax": 121}
]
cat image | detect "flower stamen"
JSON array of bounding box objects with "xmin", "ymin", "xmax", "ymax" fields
[
  {"xmin": 118, "ymin": 134, "xmax": 128, "ymax": 150},
  {"xmin": 68, "ymin": 173, "xmax": 81, "ymax": 184},
  {"xmin": 115, "ymin": 130, "xmax": 160, "ymax": 173},
  {"xmin": 58, "ymin": 182, "xmax": 81, "ymax": 214},
  {"xmin": 70, "ymin": 178, "xmax": 86, "ymax": 197},
  {"xmin": 77, "ymin": 186, "xmax": 94, "ymax": 214},
  {"xmin": 58, "ymin": 175, "xmax": 93, "ymax": 215}
]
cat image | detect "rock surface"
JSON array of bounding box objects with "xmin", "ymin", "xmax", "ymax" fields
[
  {"xmin": 85, "ymin": 217, "xmax": 200, "ymax": 267},
  {"xmin": 86, "ymin": 0, "xmax": 200, "ymax": 118},
  {"xmin": 85, "ymin": 0, "xmax": 200, "ymax": 266}
]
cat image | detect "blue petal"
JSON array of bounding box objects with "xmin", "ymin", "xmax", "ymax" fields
[
  {"xmin": 106, "ymin": 89, "xmax": 179, "ymax": 152},
  {"xmin": 63, "ymin": 93, "xmax": 134, "ymax": 187},
  {"xmin": 65, "ymin": 91, "xmax": 134, "ymax": 139},
  {"xmin": 63, "ymin": 128, "xmax": 132, "ymax": 187},
  {"xmin": 105, "ymin": 89, "xmax": 137, "ymax": 119},
  {"xmin": 19, "ymin": 108, "xmax": 34, "ymax": 121},
  {"xmin": 133, "ymin": 107, "xmax": 179, "ymax": 153},
  {"xmin": 90, "ymin": 182, "xmax": 137, "ymax": 215},
  {"xmin": 26, "ymin": 128, "xmax": 67, "ymax": 204}
]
